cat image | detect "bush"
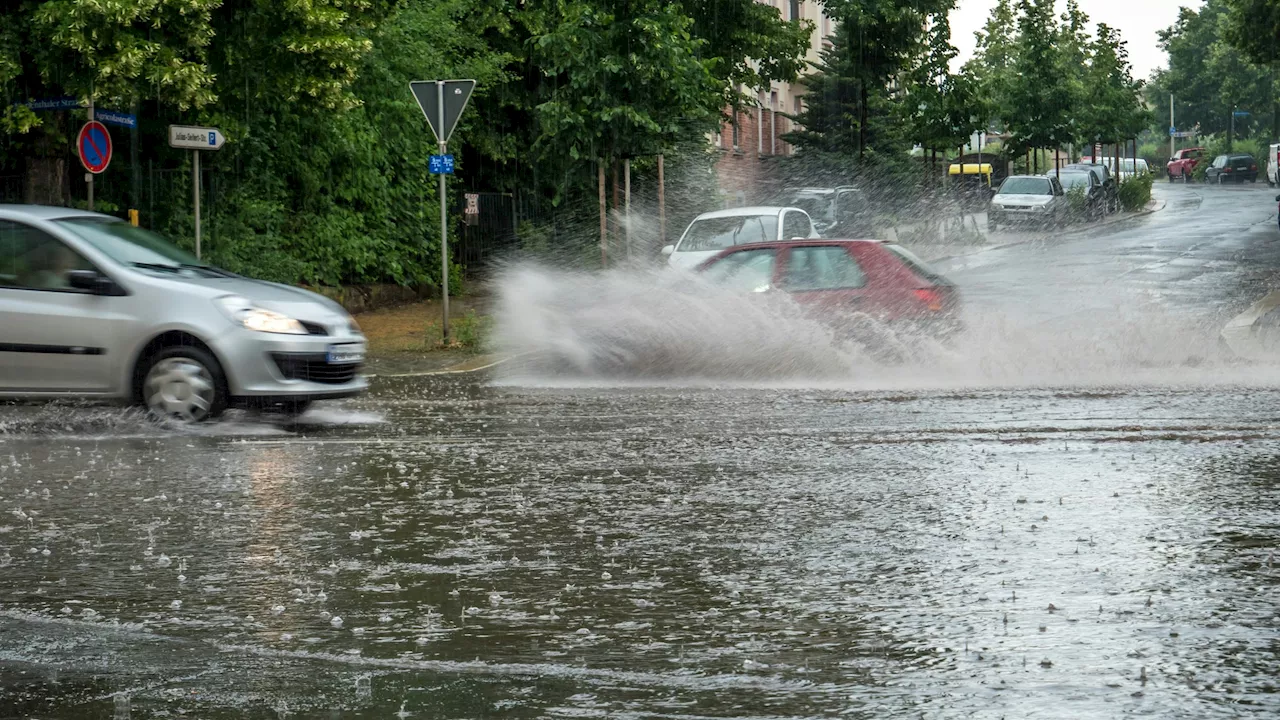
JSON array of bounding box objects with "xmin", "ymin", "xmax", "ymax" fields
[
  {"xmin": 1118, "ymin": 172, "xmax": 1153, "ymax": 211},
  {"xmin": 447, "ymin": 310, "xmax": 491, "ymax": 352},
  {"xmin": 1066, "ymin": 184, "xmax": 1088, "ymax": 216}
]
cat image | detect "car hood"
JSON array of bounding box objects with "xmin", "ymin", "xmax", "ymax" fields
[
  {"xmin": 668, "ymin": 249, "xmax": 723, "ymax": 270},
  {"xmin": 993, "ymin": 195, "xmax": 1053, "ymax": 207},
  {"xmin": 175, "ymin": 276, "xmax": 353, "ymax": 327}
]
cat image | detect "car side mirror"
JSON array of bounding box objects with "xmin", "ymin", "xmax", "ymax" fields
[
  {"xmin": 67, "ymin": 269, "xmax": 123, "ymax": 296},
  {"xmin": 660, "ymin": 245, "xmax": 675, "ymax": 257}
]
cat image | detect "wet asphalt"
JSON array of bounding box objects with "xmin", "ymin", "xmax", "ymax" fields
[{"xmin": 1, "ymin": 182, "xmax": 1279, "ymax": 719}]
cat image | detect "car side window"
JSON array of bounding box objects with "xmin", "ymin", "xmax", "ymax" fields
[
  {"xmin": 784, "ymin": 246, "xmax": 867, "ymax": 291},
  {"xmin": 701, "ymin": 248, "xmax": 777, "ymax": 292},
  {"xmin": 782, "ymin": 211, "xmax": 810, "ymax": 239},
  {"xmin": 0, "ymin": 220, "xmax": 94, "ymax": 292}
]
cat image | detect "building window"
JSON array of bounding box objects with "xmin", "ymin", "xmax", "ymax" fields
[
  {"xmin": 731, "ymin": 112, "xmax": 740, "ymax": 150},
  {"xmin": 770, "ymin": 91, "xmax": 778, "ymax": 110},
  {"xmin": 794, "ymin": 96, "xmax": 802, "ymax": 115},
  {"xmin": 790, "ymin": 0, "xmax": 801, "ymax": 21}
]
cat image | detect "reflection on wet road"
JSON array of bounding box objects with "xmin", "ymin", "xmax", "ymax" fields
[
  {"xmin": 1, "ymin": 185, "xmax": 1278, "ymax": 718},
  {"xmin": 2, "ymin": 380, "xmax": 1278, "ymax": 718}
]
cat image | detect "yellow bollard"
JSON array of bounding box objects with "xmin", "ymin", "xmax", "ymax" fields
[{"xmin": 128, "ymin": 209, "xmax": 139, "ymax": 226}]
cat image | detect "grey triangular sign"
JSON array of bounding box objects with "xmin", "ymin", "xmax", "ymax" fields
[{"xmin": 410, "ymin": 79, "xmax": 475, "ymax": 144}]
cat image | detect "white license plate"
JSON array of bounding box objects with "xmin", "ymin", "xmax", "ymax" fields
[{"xmin": 326, "ymin": 344, "xmax": 365, "ymax": 364}]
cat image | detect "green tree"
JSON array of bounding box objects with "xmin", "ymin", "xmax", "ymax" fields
[
  {"xmin": 1223, "ymin": 0, "xmax": 1280, "ymax": 66},
  {"xmin": 1002, "ymin": 0, "xmax": 1075, "ymax": 170},
  {"xmin": 905, "ymin": 12, "xmax": 987, "ymax": 163},
  {"xmin": 961, "ymin": 0, "xmax": 1017, "ymax": 126}
]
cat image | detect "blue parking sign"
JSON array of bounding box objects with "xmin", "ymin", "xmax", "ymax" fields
[{"xmin": 429, "ymin": 154, "xmax": 455, "ymax": 175}]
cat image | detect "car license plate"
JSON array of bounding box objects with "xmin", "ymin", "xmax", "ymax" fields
[{"xmin": 327, "ymin": 344, "xmax": 365, "ymax": 364}]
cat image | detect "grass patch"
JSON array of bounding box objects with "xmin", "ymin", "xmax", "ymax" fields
[{"xmin": 355, "ymin": 301, "xmax": 490, "ymax": 355}]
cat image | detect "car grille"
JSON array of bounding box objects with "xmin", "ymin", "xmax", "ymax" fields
[
  {"xmin": 271, "ymin": 353, "xmax": 360, "ymax": 384},
  {"xmin": 300, "ymin": 320, "xmax": 329, "ymax": 336}
]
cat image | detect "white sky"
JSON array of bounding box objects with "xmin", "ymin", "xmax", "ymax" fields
[{"xmin": 949, "ymin": 0, "xmax": 1206, "ymax": 80}]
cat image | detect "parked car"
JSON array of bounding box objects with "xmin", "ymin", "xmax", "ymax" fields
[
  {"xmin": 662, "ymin": 206, "xmax": 819, "ymax": 270},
  {"xmin": 1204, "ymin": 153, "xmax": 1259, "ymax": 184},
  {"xmin": 0, "ymin": 205, "xmax": 367, "ymax": 422},
  {"xmin": 1051, "ymin": 170, "xmax": 1107, "ymax": 220},
  {"xmin": 695, "ymin": 239, "xmax": 961, "ymax": 337},
  {"xmin": 1062, "ymin": 163, "xmax": 1119, "ymax": 213},
  {"xmin": 988, "ymin": 175, "xmax": 1069, "ymax": 230},
  {"xmin": 1117, "ymin": 158, "xmax": 1150, "ymax": 182},
  {"xmin": 1167, "ymin": 147, "xmax": 1205, "ymax": 182},
  {"xmin": 781, "ymin": 187, "xmax": 871, "ymax": 237},
  {"xmin": 1268, "ymin": 143, "xmax": 1280, "ymax": 187}
]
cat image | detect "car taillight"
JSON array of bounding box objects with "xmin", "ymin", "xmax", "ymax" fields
[
  {"xmin": 1251, "ymin": 164, "xmax": 1257, "ymax": 170},
  {"xmin": 914, "ymin": 288, "xmax": 944, "ymax": 311}
]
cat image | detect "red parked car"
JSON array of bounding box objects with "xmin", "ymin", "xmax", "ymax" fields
[
  {"xmin": 696, "ymin": 239, "xmax": 962, "ymax": 338},
  {"xmin": 1167, "ymin": 147, "xmax": 1205, "ymax": 182}
]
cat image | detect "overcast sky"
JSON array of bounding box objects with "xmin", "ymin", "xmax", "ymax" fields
[{"xmin": 949, "ymin": 0, "xmax": 1206, "ymax": 81}]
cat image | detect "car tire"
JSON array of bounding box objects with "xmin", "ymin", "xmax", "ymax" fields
[
  {"xmin": 1167, "ymin": 173, "xmax": 1174, "ymax": 183},
  {"xmin": 988, "ymin": 217, "xmax": 998, "ymax": 232},
  {"xmin": 139, "ymin": 346, "xmax": 228, "ymax": 422}
]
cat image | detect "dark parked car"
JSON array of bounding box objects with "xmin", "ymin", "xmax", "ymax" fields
[
  {"xmin": 1052, "ymin": 170, "xmax": 1107, "ymax": 220},
  {"xmin": 1204, "ymin": 154, "xmax": 1258, "ymax": 184},
  {"xmin": 1061, "ymin": 163, "xmax": 1119, "ymax": 213},
  {"xmin": 696, "ymin": 239, "xmax": 962, "ymax": 338}
]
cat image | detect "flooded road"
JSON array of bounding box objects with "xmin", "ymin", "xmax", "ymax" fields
[{"xmin": 2, "ymin": 184, "xmax": 1279, "ymax": 718}]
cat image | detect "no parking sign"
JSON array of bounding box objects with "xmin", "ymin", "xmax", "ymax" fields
[{"xmin": 77, "ymin": 121, "xmax": 112, "ymax": 174}]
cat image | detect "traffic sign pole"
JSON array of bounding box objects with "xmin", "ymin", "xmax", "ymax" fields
[
  {"xmin": 438, "ymin": 81, "xmax": 449, "ymax": 343},
  {"xmin": 87, "ymin": 101, "xmax": 94, "ymax": 212},
  {"xmin": 193, "ymin": 151, "xmax": 201, "ymax": 260}
]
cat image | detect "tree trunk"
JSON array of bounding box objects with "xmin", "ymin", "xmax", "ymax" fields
[
  {"xmin": 858, "ymin": 83, "xmax": 868, "ymax": 161},
  {"xmin": 23, "ymin": 120, "xmax": 71, "ymax": 206}
]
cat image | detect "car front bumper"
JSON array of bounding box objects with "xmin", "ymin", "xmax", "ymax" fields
[
  {"xmin": 213, "ymin": 329, "xmax": 368, "ymax": 400},
  {"xmin": 990, "ymin": 205, "xmax": 1052, "ymax": 222}
]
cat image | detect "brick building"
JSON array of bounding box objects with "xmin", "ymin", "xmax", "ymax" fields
[{"xmin": 713, "ymin": 0, "xmax": 832, "ymax": 207}]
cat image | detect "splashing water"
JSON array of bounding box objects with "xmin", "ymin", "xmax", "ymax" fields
[{"xmin": 491, "ymin": 263, "xmax": 1279, "ymax": 389}]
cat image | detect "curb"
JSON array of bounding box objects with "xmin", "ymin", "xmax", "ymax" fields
[
  {"xmin": 924, "ymin": 199, "xmax": 1167, "ymax": 264},
  {"xmin": 367, "ymin": 352, "xmax": 526, "ymax": 378}
]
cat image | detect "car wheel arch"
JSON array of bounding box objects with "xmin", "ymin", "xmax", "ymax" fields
[{"xmin": 130, "ymin": 330, "xmax": 231, "ymax": 404}]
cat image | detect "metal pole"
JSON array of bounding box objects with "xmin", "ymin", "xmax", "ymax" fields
[
  {"xmin": 437, "ymin": 81, "xmax": 449, "ymax": 342},
  {"xmin": 1170, "ymin": 94, "xmax": 1175, "ymax": 161},
  {"xmin": 87, "ymin": 100, "xmax": 94, "ymax": 212},
  {"xmin": 598, "ymin": 162, "xmax": 606, "ymax": 267},
  {"xmin": 657, "ymin": 154, "xmax": 666, "ymax": 247},
  {"xmin": 193, "ymin": 150, "xmax": 201, "ymax": 259},
  {"xmin": 624, "ymin": 158, "xmax": 631, "ymax": 259}
]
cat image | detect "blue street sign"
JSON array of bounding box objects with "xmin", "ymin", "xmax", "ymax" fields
[
  {"xmin": 23, "ymin": 97, "xmax": 81, "ymax": 111},
  {"xmin": 429, "ymin": 154, "xmax": 455, "ymax": 175},
  {"xmin": 1233, "ymin": 110, "xmax": 1250, "ymax": 117},
  {"xmin": 1169, "ymin": 126, "xmax": 1177, "ymax": 136},
  {"xmin": 96, "ymin": 109, "xmax": 136, "ymax": 128}
]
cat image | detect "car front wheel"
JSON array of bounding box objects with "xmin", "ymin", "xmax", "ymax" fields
[{"xmin": 140, "ymin": 346, "xmax": 228, "ymax": 422}]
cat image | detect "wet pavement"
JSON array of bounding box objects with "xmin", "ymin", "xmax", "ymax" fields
[{"xmin": 2, "ymin": 183, "xmax": 1280, "ymax": 718}]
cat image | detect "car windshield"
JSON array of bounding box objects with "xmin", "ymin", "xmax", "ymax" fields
[
  {"xmin": 1059, "ymin": 173, "xmax": 1093, "ymax": 188},
  {"xmin": 677, "ymin": 215, "xmax": 777, "ymax": 252},
  {"xmin": 786, "ymin": 195, "xmax": 831, "ymax": 222},
  {"xmin": 55, "ymin": 218, "xmax": 233, "ymax": 278},
  {"xmin": 998, "ymin": 177, "xmax": 1052, "ymax": 195}
]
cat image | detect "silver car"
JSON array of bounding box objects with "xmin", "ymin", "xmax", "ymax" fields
[
  {"xmin": 987, "ymin": 175, "xmax": 1069, "ymax": 231},
  {"xmin": 0, "ymin": 205, "xmax": 367, "ymax": 421}
]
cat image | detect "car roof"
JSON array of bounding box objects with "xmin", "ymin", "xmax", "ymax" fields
[
  {"xmin": 0, "ymin": 204, "xmax": 113, "ymax": 221},
  {"xmin": 694, "ymin": 206, "xmax": 800, "ymax": 219},
  {"xmin": 729, "ymin": 239, "xmax": 887, "ymax": 250}
]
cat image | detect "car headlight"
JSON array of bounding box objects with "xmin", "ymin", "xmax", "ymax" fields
[{"xmin": 215, "ymin": 295, "xmax": 308, "ymax": 335}]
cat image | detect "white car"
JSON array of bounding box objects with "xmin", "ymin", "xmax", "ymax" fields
[
  {"xmin": 661, "ymin": 206, "xmax": 819, "ymax": 270},
  {"xmin": 1117, "ymin": 158, "xmax": 1150, "ymax": 182},
  {"xmin": 987, "ymin": 175, "xmax": 1069, "ymax": 230}
]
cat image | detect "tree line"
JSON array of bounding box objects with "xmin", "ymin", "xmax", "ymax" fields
[{"xmin": 0, "ymin": 0, "xmax": 1157, "ymax": 287}]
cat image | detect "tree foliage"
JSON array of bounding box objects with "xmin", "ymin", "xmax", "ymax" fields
[
  {"xmin": 1223, "ymin": 0, "xmax": 1280, "ymax": 66},
  {"xmin": 1148, "ymin": 0, "xmax": 1278, "ymax": 140}
]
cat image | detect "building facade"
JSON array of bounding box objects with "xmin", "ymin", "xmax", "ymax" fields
[{"xmin": 713, "ymin": 0, "xmax": 831, "ymax": 207}]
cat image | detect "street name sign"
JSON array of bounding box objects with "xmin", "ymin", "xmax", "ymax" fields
[{"xmin": 168, "ymin": 125, "xmax": 225, "ymax": 150}]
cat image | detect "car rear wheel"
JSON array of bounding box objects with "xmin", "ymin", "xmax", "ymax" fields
[{"xmin": 141, "ymin": 347, "xmax": 228, "ymax": 422}]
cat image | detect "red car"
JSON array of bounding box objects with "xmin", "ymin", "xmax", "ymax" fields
[
  {"xmin": 696, "ymin": 239, "xmax": 961, "ymax": 337},
  {"xmin": 1167, "ymin": 147, "xmax": 1205, "ymax": 182}
]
